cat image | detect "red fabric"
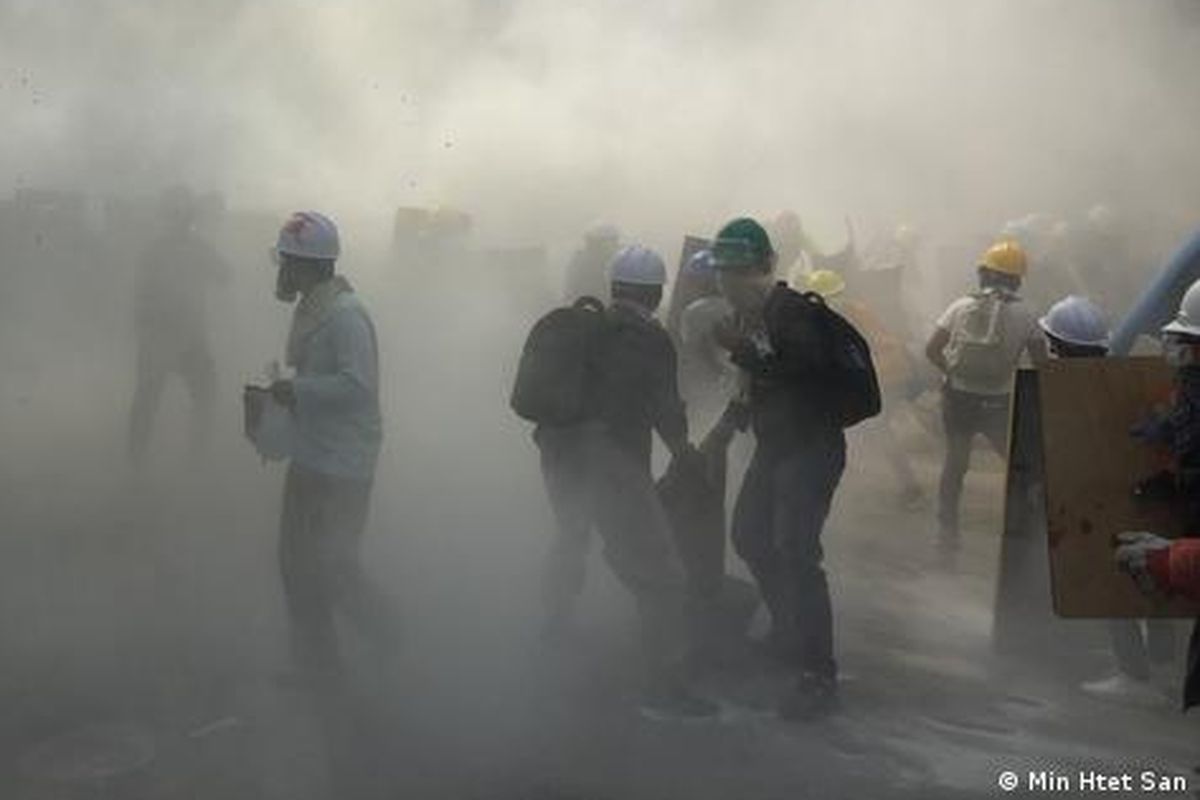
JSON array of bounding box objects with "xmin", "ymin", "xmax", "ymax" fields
[{"xmin": 1158, "ymin": 539, "xmax": 1200, "ymax": 601}]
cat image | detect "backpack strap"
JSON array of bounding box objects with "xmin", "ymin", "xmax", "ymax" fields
[{"xmin": 573, "ymin": 295, "xmax": 606, "ymax": 313}]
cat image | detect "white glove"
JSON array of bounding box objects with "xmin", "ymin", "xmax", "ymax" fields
[{"xmin": 1114, "ymin": 531, "xmax": 1171, "ymax": 596}]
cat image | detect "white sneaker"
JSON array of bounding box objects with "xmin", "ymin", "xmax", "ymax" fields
[{"xmin": 1080, "ymin": 673, "xmax": 1167, "ymax": 708}]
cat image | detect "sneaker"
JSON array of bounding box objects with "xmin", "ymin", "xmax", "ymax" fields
[
  {"xmin": 779, "ymin": 673, "xmax": 839, "ymax": 721},
  {"xmin": 1080, "ymin": 672, "xmax": 1167, "ymax": 708},
  {"xmin": 638, "ymin": 685, "xmax": 721, "ymax": 722}
]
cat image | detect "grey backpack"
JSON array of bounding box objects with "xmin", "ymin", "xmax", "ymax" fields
[{"xmin": 945, "ymin": 289, "xmax": 1013, "ymax": 387}]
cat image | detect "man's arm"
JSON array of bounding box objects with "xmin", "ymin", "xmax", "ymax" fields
[
  {"xmin": 291, "ymin": 309, "xmax": 378, "ymax": 412},
  {"xmin": 1148, "ymin": 538, "xmax": 1200, "ymax": 602},
  {"xmin": 652, "ymin": 335, "xmax": 690, "ymax": 458},
  {"xmin": 925, "ymin": 327, "xmax": 951, "ymax": 373},
  {"xmin": 716, "ymin": 311, "xmax": 826, "ymax": 382}
]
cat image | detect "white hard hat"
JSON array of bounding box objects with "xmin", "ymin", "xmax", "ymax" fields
[
  {"xmin": 609, "ymin": 245, "xmax": 666, "ymax": 286},
  {"xmin": 274, "ymin": 211, "xmax": 340, "ymax": 261},
  {"xmin": 1038, "ymin": 295, "xmax": 1110, "ymax": 348},
  {"xmin": 1163, "ymin": 279, "xmax": 1200, "ymax": 339}
]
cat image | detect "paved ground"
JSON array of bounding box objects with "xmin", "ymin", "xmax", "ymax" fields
[{"xmin": 2, "ymin": 285, "xmax": 1199, "ymax": 799}]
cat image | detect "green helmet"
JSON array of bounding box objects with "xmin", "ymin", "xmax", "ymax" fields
[{"xmin": 711, "ymin": 217, "xmax": 775, "ymax": 272}]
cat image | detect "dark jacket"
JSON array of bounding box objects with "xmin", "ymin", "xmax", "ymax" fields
[
  {"xmin": 592, "ymin": 301, "xmax": 688, "ymax": 467},
  {"xmin": 729, "ymin": 284, "xmax": 842, "ymax": 451}
]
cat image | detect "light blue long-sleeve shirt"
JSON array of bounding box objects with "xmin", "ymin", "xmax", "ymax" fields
[{"xmin": 289, "ymin": 291, "xmax": 383, "ymax": 480}]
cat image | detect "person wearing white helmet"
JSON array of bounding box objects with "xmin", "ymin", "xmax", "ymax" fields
[
  {"xmin": 128, "ymin": 184, "xmax": 230, "ymax": 466},
  {"xmin": 1032, "ymin": 294, "xmax": 1176, "ymax": 704},
  {"xmin": 260, "ymin": 210, "xmax": 394, "ymax": 684},
  {"xmin": 1038, "ymin": 295, "xmax": 1110, "ymax": 358},
  {"xmin": 562, "ymin": 222, "xmax": 621, "ymax": 302},
  {"xmin": 1112, "ymin": 278, "xmax": 1200, "ymax": 713},
  {"xmin": 534, "ymin": 243, "xmax": 716, "ymax": 720}
]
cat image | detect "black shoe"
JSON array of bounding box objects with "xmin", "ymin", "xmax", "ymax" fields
[
  {"xmin": 638, "ymin": 685, "xmax": 721, "ymax": 722},
  {"xmin": 779, "ymin": 673, "xmax": 839, "ymax": 721}
]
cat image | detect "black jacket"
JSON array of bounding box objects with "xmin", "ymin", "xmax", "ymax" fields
[
  {"xmin": 592, "ymin": 301, "xmax": 688, "ymax": 467},
  {"xmin": 729, "ymin": 284, "xmax": 842, "ymax": 451}
]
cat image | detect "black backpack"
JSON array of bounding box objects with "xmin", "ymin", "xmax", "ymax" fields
[
  {"xmin": 510, "ymin": 296, "xmax": 608, "ymax": 425},
  {"xmin": 763, "ymin": 284, "xmax": 882, "ymax": 429}
]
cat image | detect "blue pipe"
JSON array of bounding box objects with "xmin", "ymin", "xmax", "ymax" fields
[{"xmin": 1110, "ymin": 228, "xmax": 1200, "ymax": 355}]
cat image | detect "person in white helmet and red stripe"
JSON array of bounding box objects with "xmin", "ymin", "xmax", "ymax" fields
[{"xmin": 261, "ymin": 210, "xmax": 397, "ymax": 685}]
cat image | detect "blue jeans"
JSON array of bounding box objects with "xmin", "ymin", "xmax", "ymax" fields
[{"xmin": 732, "ymin": 434, "xmax": 846, "ymax": 680}]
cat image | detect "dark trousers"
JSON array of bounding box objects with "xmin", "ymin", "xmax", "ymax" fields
[
  {"xmin": 128, "ymin": 339, "xmax": 216, "ymax": 463},
  {"xmin": 279, "ymin": 464, "xmax": 396, "ymax": 677},
  {"xmin": 536, "ymin": 424, "xmax": 686, "ymax": 683},
  {"xmin": 938, "ymin": 386, "xmax": 1010, "ymax": 539},
  {"xmin": 1109, "ymin": 619, "xmax": 1176, "ymax": 680},
  {"xmin": 732, "ymin": 435, "xmax": 846, "ymax": 680}
]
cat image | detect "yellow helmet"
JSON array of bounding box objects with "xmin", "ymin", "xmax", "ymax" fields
[
  {"xmin": 978, "ymin": 239, "xmax": 1028, "ymax": 278},
  {"xmin": 804, "ymin": 269, "xmax": 846, "ymax": 299}
]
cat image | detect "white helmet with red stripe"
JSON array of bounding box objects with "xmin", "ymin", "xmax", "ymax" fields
[{"xmin": 274, "ymin": 211, "xmax": 340, "ymax": 261}]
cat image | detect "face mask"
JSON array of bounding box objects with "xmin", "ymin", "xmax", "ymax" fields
[
  {"xmin": 1164, "ymin": 337, "xmax": 1197, "ymax": 367},
  {"xmin": 275, "ymin": 266, "xmax": 299, "ymax": 303},
  {"xmin": 719, "ymin": 271, "xmax": 771, "ymax": 312}
]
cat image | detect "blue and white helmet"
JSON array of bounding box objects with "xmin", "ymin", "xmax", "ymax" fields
[
  {"xmin": 1039, "ymin": 295, "xmax": 1110, "ymax": 348},
  {"xmin": 683, "ymin": 248, "xmax": 716, "ymax": 276}
]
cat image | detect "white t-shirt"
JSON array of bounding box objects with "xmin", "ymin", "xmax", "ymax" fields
[{"xmin": 936, "ymin": 293, "xmax": 1041, "ymax": 396}]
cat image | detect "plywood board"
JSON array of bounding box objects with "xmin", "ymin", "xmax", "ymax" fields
[{"xmin": 1039, "ymin": 357, "xmax": 1199, "ymax": 617}]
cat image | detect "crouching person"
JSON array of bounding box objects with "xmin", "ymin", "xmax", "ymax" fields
[
  {"xmin": 258, "ymin": 211, "xmax": 396, "ymax": 686},
  {"xmin": 513, "ymin": 245, "xmax": 717, "ymax": 721}
]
